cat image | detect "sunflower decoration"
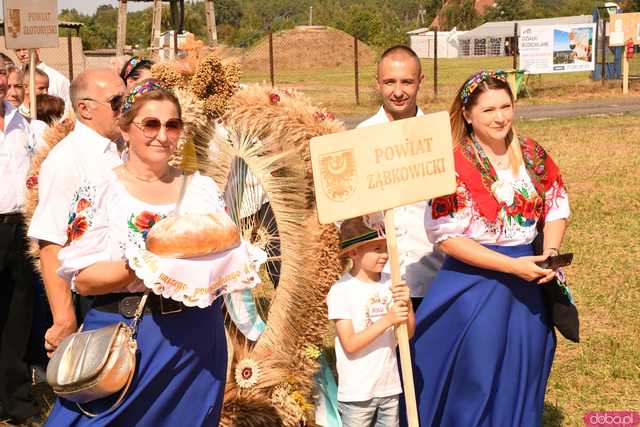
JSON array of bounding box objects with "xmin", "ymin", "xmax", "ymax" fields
[{"xmin": 234, "ymin": 358, "xmax": 261, "ymax": 390}]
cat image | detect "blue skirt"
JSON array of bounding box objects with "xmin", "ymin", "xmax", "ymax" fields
[
  {"xmin": 46, "ymin": 299, "xmax": 227, "ymax": 427},
  {"xmin": 411, "ymin": 244, "xmax": 556, "ymax": 427}
]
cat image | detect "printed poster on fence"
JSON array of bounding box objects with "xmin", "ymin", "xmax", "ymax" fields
[
  {"xmin": 519, "ymin": 23, "xmax": 596, "ymax": 74},
  {"xmin": 3, "ymin": 0, "xmax": 59, "ymax": 49}
]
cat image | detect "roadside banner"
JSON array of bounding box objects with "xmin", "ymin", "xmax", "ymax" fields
[{"xmin": 519, "ymin": 23, "xmax": 597, "ymax": 74}]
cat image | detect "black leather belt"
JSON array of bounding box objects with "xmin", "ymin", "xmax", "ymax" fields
[
  {"xmin": 93, "ymin": 292, "xmax": 185, "ymax": 318},
  {"xmin": 0, "ymin": 212, "xmax": 23, "ymax": 224}
]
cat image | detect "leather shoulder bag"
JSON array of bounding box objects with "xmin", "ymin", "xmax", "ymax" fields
[{"xmin": 46, "ymin": 173, "xmax": 190, "ymax": 417}]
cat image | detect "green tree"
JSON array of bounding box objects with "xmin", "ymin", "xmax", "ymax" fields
[
  {"xmin": 484, "ymin": 0, "xmax": 527, "ymax": 21},
  {"xmin": 91, "ymin": 5, "xmax": 118, "ymax": 48},
  {"xmin": 442, "ymin": 0, "xmax": 480, "ymax": 30}
]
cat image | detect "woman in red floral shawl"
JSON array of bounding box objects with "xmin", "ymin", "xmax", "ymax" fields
[{"xmin": 410, "ymin": 71, "xmax": 570, "ymax": 426}]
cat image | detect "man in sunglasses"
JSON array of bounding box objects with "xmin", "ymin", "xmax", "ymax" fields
[{"xmin": 28, "ymin": 68, "xmax": 126, "ymax": 358}]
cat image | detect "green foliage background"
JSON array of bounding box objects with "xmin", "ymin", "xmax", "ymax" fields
[{"xmin": 60, "ymin": 0, "xmax": 640, "ymax": 51}]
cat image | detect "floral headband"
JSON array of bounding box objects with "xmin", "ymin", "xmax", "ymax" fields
[
  {"xmin": 122, "ymin": 56, "xmax": 152, "ymax": 82},
  {"xmin": 460, "ymin": 70, "xmax": 508, "ymax": 105},
  {"xmin": 121, "ymin": 79, "xmax": 163, "ymax": 114}
]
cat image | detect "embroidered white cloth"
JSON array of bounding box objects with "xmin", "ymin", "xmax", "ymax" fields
[
  {"xmin": 28, "ymin": 121, "xmax": 122, "ymax": 245},
  {"xmin": 57, "ymin": 169, "xmax": 267, "ymax": 337},
  {"xmin": 126, "ymin": 241, "xmax": 266, "ymax": 308},
  {"xmin": 425, "ymin": 165, "xmax": 570, "ymax": 246}
]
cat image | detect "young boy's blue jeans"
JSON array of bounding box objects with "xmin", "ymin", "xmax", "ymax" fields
[{"xmin": 337, "ymin": 394, "xmax": 400, "ymax": 427}]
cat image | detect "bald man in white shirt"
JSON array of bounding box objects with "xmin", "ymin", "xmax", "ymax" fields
[
  {"xmin": 357, "ymin": 45, "xmax": 445, "ymax": 309},
  {"xmin": 28, "ymin": 69, "xmax": 125, "ymax": 357}
]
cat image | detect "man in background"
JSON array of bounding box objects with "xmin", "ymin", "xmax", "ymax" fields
[
  {"xmin": 28, "ymin": 68, "xmax": 125, "ymax": 357},
  {"xmin": 357, "ymin": 45, "xmax": 444, "ymax": 309},
  {"xmin": 14, "ymin": 48, "xmax": 70, "ymax": 112},
  {"xmin": 0, "ymin": 53, "xmax": 43, "ymax": 425},
  {"xmin": 6, "ymin": 67, "xmax": 25, "ymax": 109},
  {"xmin": 19, "ymin": 66, "xmax": 49, "ymax": 118}
]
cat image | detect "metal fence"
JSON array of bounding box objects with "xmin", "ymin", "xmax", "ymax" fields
[
  {"xmin": 234, "ymin": 27, "xmax": 375, "ymax": 105},
  {"xmin": 0, "ymin": 35, "xmax": 85, "ymax": 80}
]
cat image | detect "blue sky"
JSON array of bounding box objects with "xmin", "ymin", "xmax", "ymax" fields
[
  {"xmin": 0, "ymin": 1, "xmax": 149, "ymax": 19},
  {"xmin": 554, "ymin": 30, "xmax": 570, "ymax": 51},
  {"xmin": 59, "ymin": 0, "xmax": 149, "ymax": 15}
]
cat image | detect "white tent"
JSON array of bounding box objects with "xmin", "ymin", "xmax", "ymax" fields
[
  {"xmin": 457, "ymin": 15, "xmax": 593, "ymax": 57},
  {"xmin": 408, "ymin": 28, "xmax": 468, "ymax": 58}
]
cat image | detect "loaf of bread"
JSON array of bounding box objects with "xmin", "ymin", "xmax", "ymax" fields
[{"xmin": 145, "ymin": 213, "xmax": 241, "ymax": 258}]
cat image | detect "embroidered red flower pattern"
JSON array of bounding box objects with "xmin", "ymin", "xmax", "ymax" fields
[
  {"xmin": 432, "ymin": 195, "xmax": 456, "ymax": 220},
  {"xmin": 506, "ymin": 192, "xmax": 526, "ymax": 216},
  {"xmin": 269, "ymin": 93, "xmax": 280, "ymax": 105},
  {"xmin": 76, "ymin": 198, "xmax": 90, "ymax": 213},
  {"xmin": 128, "ymin": 211, "xmax": 163, "ymax": 239},
  {"xmin": 25, "ymin": 175, "xmax": 38, "ymax": 190},
  {"xmin": 67, "ymin": 216, "xmax": 88, "ymax": 242},
  {"xmin": 523, "ymin": 199, "xmax": 537, "ymax": 220}
]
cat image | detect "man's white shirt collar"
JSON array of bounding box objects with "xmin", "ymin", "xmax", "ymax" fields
[
  {"xmin": 2, "ymin": 100, "xmax": 21, "ymax": 131},
  {"xmin": 358, "ymin": 105, "xmax": 425, "ymax": 128},
  {"xmin": 374, "ymin": 105, "xmax": 424, "ymax": 123},
  {"xmin": 73, "ymin": 121, "xmax": 117, "ymax": 154}
]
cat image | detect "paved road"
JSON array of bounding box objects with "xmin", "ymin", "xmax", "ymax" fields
[{"xmin": 340, "ymin": 97, "xmax": 640, "ymax": 129}]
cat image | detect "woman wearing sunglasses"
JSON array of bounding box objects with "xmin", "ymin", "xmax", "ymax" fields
[{"xmin": 45, "ymin": 80, "xmax": 264, "ymax": 426}]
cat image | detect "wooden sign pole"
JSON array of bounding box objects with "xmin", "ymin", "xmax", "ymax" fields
[
  {"xmin": 384, "ymin": 209, "xmax": 419, "ymax": 427},
  {"xmin": 29, "ymin": 49, "xmax": 37, "ymax": 120}
]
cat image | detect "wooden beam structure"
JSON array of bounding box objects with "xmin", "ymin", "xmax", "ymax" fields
[
  {"xmin": 151, "ymin": 0, "xmax": 163, "ymax": 60},
  {"xmin": 205, "ymin": 0, "xmax": 218, "ymax": 47},
  {"xmin": 116, "ymin": 0, "xmax": 128, "ymax": 56}
]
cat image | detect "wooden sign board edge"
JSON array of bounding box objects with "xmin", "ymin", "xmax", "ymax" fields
[
  {"xmin": 3, "ymin": 0, "xmax": 60, "ymax": 50},
  {"xmin": 309, "ymin": 110, "xmax": 457, "ymax": 225}
]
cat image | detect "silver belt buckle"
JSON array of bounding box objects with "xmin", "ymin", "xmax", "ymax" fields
[{"xmin": 160, "ymin": 297, "xmax": 182, "ymax": 315}]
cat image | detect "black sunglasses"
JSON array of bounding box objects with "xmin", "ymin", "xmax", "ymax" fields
[{"xmin": 81, "ymin": 94, "xmax": 123, "ymax": 112}]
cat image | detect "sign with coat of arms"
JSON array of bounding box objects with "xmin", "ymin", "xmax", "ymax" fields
[
  {"xmin": 3, "ymin": 0, "xmax": 59, "ymax": 49},
  {"xmin": 310, "ymin": 110, "xmax": 455, "ymax": 224}
]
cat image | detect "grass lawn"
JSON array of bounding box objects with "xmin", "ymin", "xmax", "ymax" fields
[
  {"xmin": 242, "ymin": 56, "xmax": 640, "ymax": 116},
  {"xmin": 519, "ymin": 113, "xmax": 640, "ymax": 426}
]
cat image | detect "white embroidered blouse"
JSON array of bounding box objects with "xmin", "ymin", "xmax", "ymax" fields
[
  {"xmin": 56, "ymin": 170, "xmax": 267, "ymax": 339},
  {"xmin": 424, "ymin": 164, "xmax": 570, "ymax": 246}
]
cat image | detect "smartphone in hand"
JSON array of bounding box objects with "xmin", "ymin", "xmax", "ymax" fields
[{"xmin": 536, "ymin": 253, "xmax": 574, "ymax": 270}]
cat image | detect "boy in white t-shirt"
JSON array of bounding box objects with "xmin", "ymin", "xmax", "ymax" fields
[{"xmin": 327, "ymin": 216, "xmax": 415, "ymax": 426}]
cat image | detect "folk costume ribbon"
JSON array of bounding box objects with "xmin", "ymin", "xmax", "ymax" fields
[
  {"xmin": 122, "ymin": 56, "xmax": 152, "ymax": 82},
  {"xmin": 452, "ymin": 136, "xmax": 564, "ymax": 223}
]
